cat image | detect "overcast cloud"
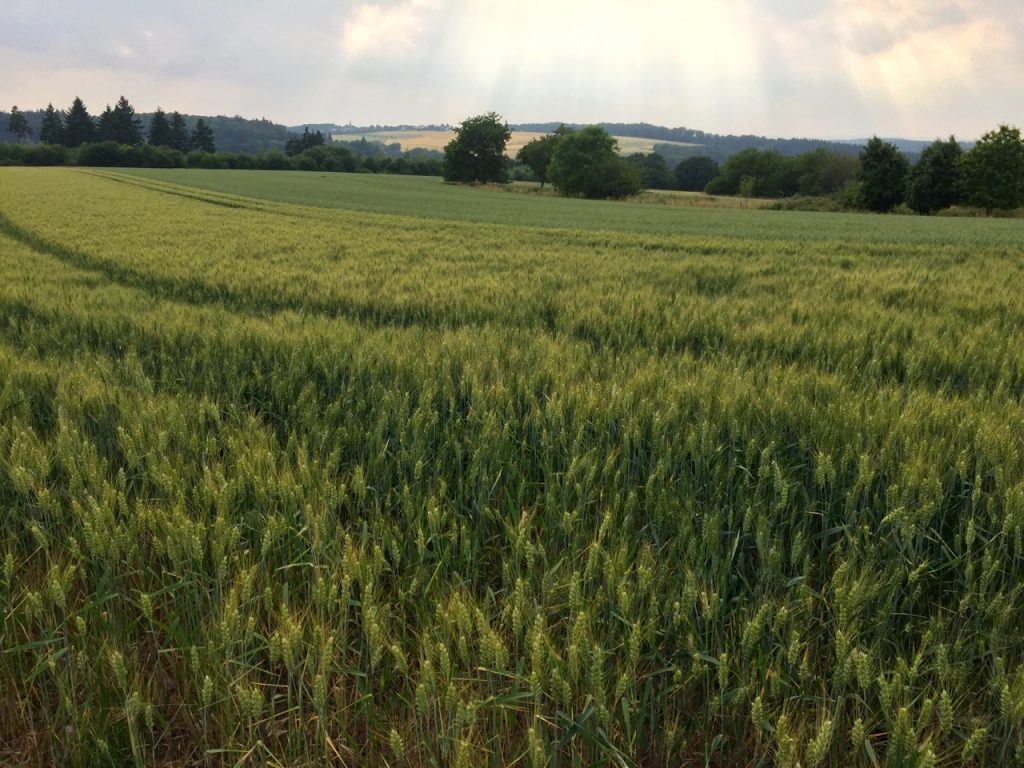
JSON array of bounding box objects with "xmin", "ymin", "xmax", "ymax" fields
[{"xmin": 1, "ymin": 0, "xmax": 1021, "ymax": 138}]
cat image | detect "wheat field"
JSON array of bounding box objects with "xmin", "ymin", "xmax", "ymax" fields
[{"xmin": 1, "ymin": 167, "xmax": 1022, "ymax": 767}]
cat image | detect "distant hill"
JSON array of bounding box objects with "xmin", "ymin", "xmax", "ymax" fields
[
  {"xmin": 1, "ymin": 110, "xmax": 977, "ymax": 162},
  {"xmin": 291, "ymin": 123, "xmax": 453, "ymax": 136},
  {"xmin": 841, "ymin": 138, "xmax": 974, "ymax": 157},
  {"xmin": 514, "ymin": 122, "xmax": 865, "ymax": 163}
]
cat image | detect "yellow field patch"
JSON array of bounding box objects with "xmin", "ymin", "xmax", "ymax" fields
[{"xmin": 334, "ymin": 129, "xmax": 701, "ymax": 155}]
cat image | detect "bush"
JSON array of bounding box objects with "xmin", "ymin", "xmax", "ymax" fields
[
  {"xmin": 122, "ymin": 144, "xmax": 185, "ymax": 169},
  {"xmin": 705, "ymin": 149, "xmax": 799, "ymax": 197},
  {"xmin": 187, "ymin": 151, "xmax": 232, "ymax": 170},
  {"xmin": 77, "ymin": 141, "xmax": 126, "ymax": 167},
  {"xmin": 21, "ymin": 144, "xmax": 68, "ymax": 166},
  {"xmin": 255, "ymin": 150, "xmax": 293, "ymax": 171}
]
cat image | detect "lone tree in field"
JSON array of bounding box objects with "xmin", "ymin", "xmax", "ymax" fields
[
  {"xmin": 62, "ymin": 97, "xmax": 95, "ymax": 148},
  {"xmin": 548, "ymin": 125, "xmax": 642, "ymax": 199},
  {"xmin": 443, "ymin": 112, "xmax": 511, "ymax": 183},
  {"xmin": 190, "ymin": 118, "xmax": 217, "ymax": 153},
  {"xmin": 516, "ymin": 125, "xmax": 572, "ymax": 188},
  {"xmin": 957, "ymin": 125, "xmax": 1024, "ymax": 214},
  {"xmin": 148, "ymin": 107, "xmax": 173, "ymax": 147},
  {"xmin": 859, "ymin": 137, "xmax": 908, "ymax": 212},
  {"xmin": 39, "ymin": 103, "xmax": 63, "ymax": 144},
  {"xmin": 905, "ymin": 137, "xmax": 962, "ymax": 215},
  {"xmin": 7, "ymin": 106, "xmax": 32, "ymax": 143}
]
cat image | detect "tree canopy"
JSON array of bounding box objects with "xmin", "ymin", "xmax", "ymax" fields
[
  {"xmin": 39, "ymin": 104, "xmax": 63, "ymax": 145},
  {"xmin": 516, "ymin": 126, "xmax": 572, "ymax": 188},
  {"xmin": 285, "ymin": 128, "xmax": 327, "ymax": 157},
  {"xmin": 905, "ymin": 137, "xmax": 962, "ymax": 215},
  {"xmin": 704, "ymin": 148, "xmax": 799, "ymax": 197},
  {"xmin": 148, "ymin": 108, "xmax": 173, "ymax": 147},
  {"xmin": 675, "ymin": 156, "xmax": 720, "ymax": 192},
  {"xmin": 626, "ymin": 152, "xmax": 672, "ymax": 190},
  {"xmin": 442, "ymin": 112, "xmax": 511, "ymax": 183},
  {"xmin": 109, "ymin": 96, "xmax": 143, "ymax": 146},
  {"xmin": 859, "ymin": 137, "xmax": 909, "ymax": 212},
  {"xmin": 169, "ymin": 112, "xmax": 190, "ymax": 153},
  {"xmin": 548, "ymin": 126, "xmax": 642, "ymax": 199},
  {"xmin": 7, "ymin": 106, "xmax": 31, "ymax": 142},
  {"xmin": 957, "ymin": 125, "xmax": 1024, "ymax": 213},
  {"xmin": 190, "ymin": 118, "xmax": 217, "ymax": 153},
  {"xmin": 63, "ymin": 98, "xmax": 95, "ymax": 148}
]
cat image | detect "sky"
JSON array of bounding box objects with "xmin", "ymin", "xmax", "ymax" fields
[{"xmin": 1, "ymin": 0, "xmax": 1021, "ymax": 140}]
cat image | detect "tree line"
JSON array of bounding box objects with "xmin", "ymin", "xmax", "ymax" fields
[
  {"xmin": 3, "ymin": 96, "xmax": 445, "ymax": 176},
  {"xmin": 7, "ymin": 97, "xmax": 216, "ymax": 152},
  {"xmin": 444, "ymin": 113, "xmax": 1024, "ymax": 214}
]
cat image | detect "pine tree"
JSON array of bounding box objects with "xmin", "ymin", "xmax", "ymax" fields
[
  {"xmin": 189, "ymin": 118, "xmax": 216, "ymax": 153},
  {"xmin": 63, "ymin": 97, "xmax": 95, "ymax": 147},
  {"xmin": 169, "ymin": 112, "xmax": 190, "ymax": 152},
  {"xmin": 148, "ymin": 108, "xmax": 173, "ymax": 147},
  {"xmin": 111, "ymin": 96, "xmax": 143, "ymax": 145},
  {"xmin": 7, "ymin": 106, "xmax": 32, "ymax": 142},
  {"xmin": 39, "ymin": 103, "xmax": 64, "ymax": 145},
  {"xmin": 97, "ymin": 105, "xmax": 117, "ymax": 142}
]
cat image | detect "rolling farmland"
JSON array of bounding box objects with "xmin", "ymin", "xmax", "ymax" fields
[
  {"xmin": 333, "ymin": 129, "xmax": 700, "ymax": 156},
  {"xmin": 1, "ymin": 167, "xmax": 1023, "ymax": 767}
]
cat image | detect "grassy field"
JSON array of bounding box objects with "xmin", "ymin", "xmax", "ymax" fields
[
  {"xmin": 115, "ymin": 168, "xmax": 1024, "ymax": 244},
  {"xmin": 333, "ymin": 129, "xmax": 700, "ymax": 155},
  {"xmin": 1, "ymin": 167, "xmax": 1023, "ymax": 767}
]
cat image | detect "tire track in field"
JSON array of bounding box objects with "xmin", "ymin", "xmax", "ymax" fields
[
  {"xmin": 0, "ymin": 209, "xmax": 512, "ymax": 333},
  {"xmin": 5, "ymin": 211, "xmax": 1020, "ymax": 398},
  {"xmin": 82, "ymin": 170, "xmax": 267, "ymax": 211}
]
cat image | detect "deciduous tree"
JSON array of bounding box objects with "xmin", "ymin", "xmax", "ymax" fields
[
  {"xmin": 7, "ymin": 106, "xmax": 31, "ymax": 142},
  {"xmin": 516, "ymin": 126, "xmax": 571, "ymax": 188},
  {"xmin": 548, "ymin": 126, "xmax": 642, "ymax": 199},
  {"xmin": 957, "ymin": 125, "xmax": 1024, "ymax": 214},
  {"xmin": 675, "ymin": 156, "xmax": 720, "ymax": 192},
  {"xmin": 626, "ymin": 152, "xmax": 672, "ymax": 190},
  {"xmin": 905, "ymin": 137, "xmax": 962, "ymax": 214},
  {"xmin": 859, "ymin": 137, "xmax": 908, "ymax": 212},
  {"xmin": 442, "ymin": 112, "xmax": 511, "ymax": 183}
]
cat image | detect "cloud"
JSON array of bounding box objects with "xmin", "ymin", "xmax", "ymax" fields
[
  {"xmin": 0, "ymin": 0, "xmax": 1021, "ymax": 138},
  {"xmin": 339, "ymin": 0, "xmax": 438, "ymax": 61}
]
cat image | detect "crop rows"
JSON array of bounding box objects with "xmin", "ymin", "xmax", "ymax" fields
[{"xmin": 0, "ymin": 167, "xmax": 1022, "ymax": 766}]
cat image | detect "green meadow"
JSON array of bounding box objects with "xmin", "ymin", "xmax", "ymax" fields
[{"xmin": 1, "ymin": 167, "xmax": 1022, "ymax": 767}]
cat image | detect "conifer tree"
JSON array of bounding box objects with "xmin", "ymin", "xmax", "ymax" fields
[
  {"xmin": 97, "ymin": 105, "xmax": 117, "ymax": 142},
  {"xmin": 111, "ymin": 95, "xmax": 143, "ymax": 145},
  {"xmin": 148, "ymin": 107, "xmax": 173, "ymax": 147},
  {"xmin": 62, "ymin": 97, "xmax": 95, "ymax": 147},
  {"xmin": 189, "ymin": 118, "xmax": 216, "ymax": 152},
  {"xmin": 169, "ymin": 112, "xmax": 190, "ymax": 152},
  {"xmin": 39, "ymin": 103, "xmax": 63, "ymax": 145}
]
